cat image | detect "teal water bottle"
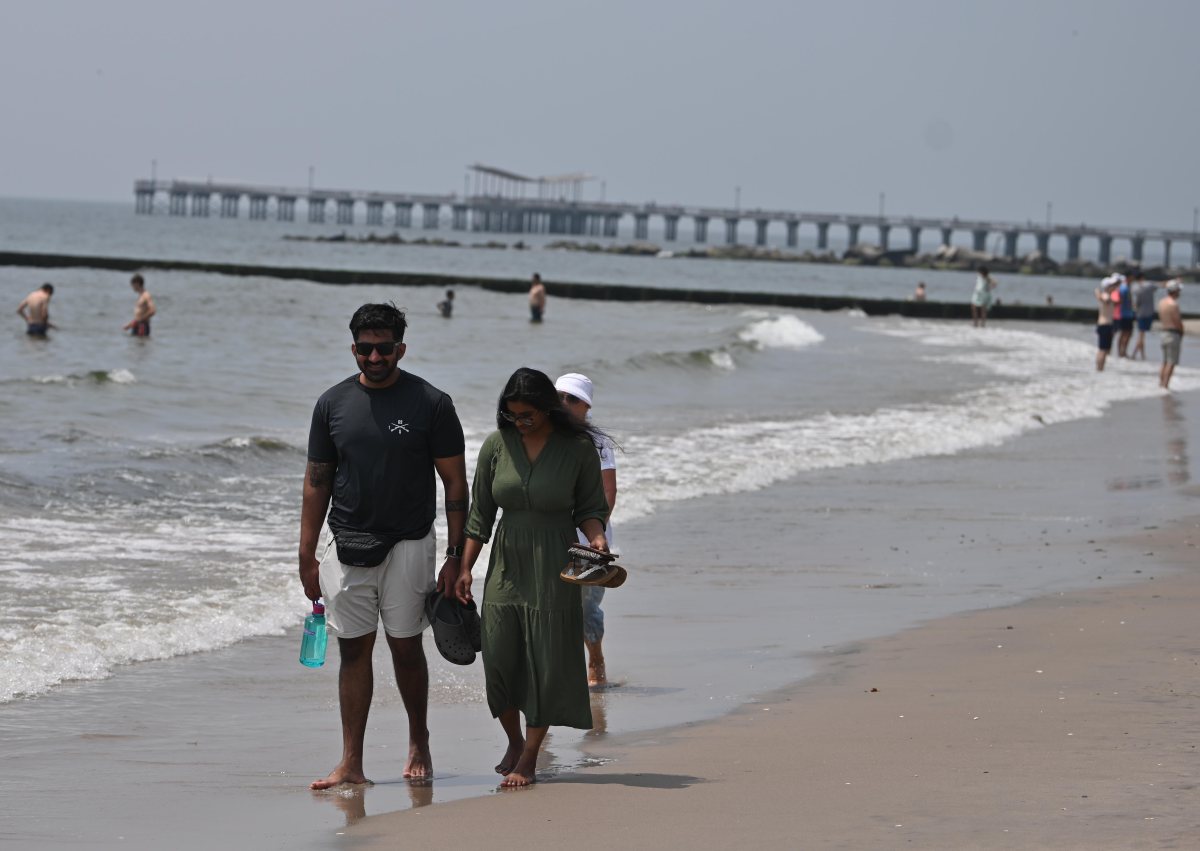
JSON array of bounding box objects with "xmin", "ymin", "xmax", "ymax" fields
[{"xmin": 299, "ymin": 600, "xmax": 327, "ymax": 668}]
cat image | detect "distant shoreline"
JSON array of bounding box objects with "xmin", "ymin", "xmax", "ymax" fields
[{"xmin": 0, "ymin": 248, "xmax": 1144, "ymax": 324}]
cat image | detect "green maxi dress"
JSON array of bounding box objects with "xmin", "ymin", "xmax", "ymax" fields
[{"xmin": 465, "ymin": 427, "xmax": 609, "ymax": 729}]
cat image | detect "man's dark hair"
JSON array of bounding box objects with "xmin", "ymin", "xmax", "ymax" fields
[
  {"xmin": 131, "ymin": 274, "xmax": 145, "ymax": 287},
  {"xmin": 41, "ymin": 283, "xmax": 54, "ymax": 294},
  {"xmin": 349, "ymin": 302, "xmax": 407, "ymax": 341}
]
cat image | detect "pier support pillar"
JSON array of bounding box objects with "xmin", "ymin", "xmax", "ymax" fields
[
  {"xmin": 693, "ymin": 216, "xmax": 708, "ymax": 243},
  {"xmin": 940, "ymin": 227, "xmax": 953, "ymax": 247},
  {"xmin": 249, "ymin": 195, "xmax": 269, "ymax": 220},
  {"xmin": 336, "ymin": 199, "xmax": 354, "ymax": 225},
  {"xmin": 1099, "ymin": 235, "xmax": 1113, "ymax": 266},
  {"xmin": 1192, "ymin": 240, "xmax": 1199, "ymax": 267},
  {"xmin": 135, "ymin": 190, "xmax": 155, "ymax": 214},
  {"xmin": 221, "ymin": 194, "xmax": 240, "ymax": 218},
  {"xmin": 190, "ymin": 194, "xmax": 211, "ymax": 217},
  {"xmin": 1164, "ymin": 240, "xmax": 1172, "ymax": 269},
  {"xmin": 423, "ymin": 204, "xmax": 439, "ymax": 228},
  {"xmin": 452, "ymin": 205, "xmax": 468, "ymax": 230},
  {"xmin": 277, "ymin": 197, "xmax": 294, "ymax": 221},
  {"xmin": 1036, "ymin": 231, "xmax": 1050, "ymax": 256},
  {"xmin": 1131, "ymin": 236, "xmax": 1144, "ymax": 263},
  {"xmin": 909, "ymin": 226, "xmax": 921, "ymax": 253},
  {"xmin": 634, "ymin": 214, "xmax": 650, "ymax": 241},
  {"xmin": 395, "ymin": 203, "xmax": 413, "ymax": 228},
  {"xmin": 847, "ymin": 223, "xmax": 860, "ymax": 248},
  {"xmin": 725, "ymin": 218, "xmax": 739, "ymax": 245},
  {"xmin": 755, "ymin": 219, "xmax": 769, "ymax": 246},
  {"xmin": 1067, "ymin": 234, "xmax": 1081, "ymax": 261},
  {"xmin": 664, "ymin": 215, "xmax": 679, "ymax": 241},
  {"xmin": 786, "ymin": 221, "xmax": 799, "ymax": 248},
  {"xmin": 366, "ymin": 201, "xmax": 384, "ymax": 226},
  {"xmin": 1003, "ymin": 231, "xmax": 1019, "ymax": 259},
  {"xmin": 878, "ymin": 224, "xmax": 890, "ymax": 251},
  {"xmin": 817, "ymin": 222, "xmax": 830, "ymax": 250},
  {"xmin": 604, "ymin": 214, "xmax": 621, "ymax": 238},
  {"xmin": 307, "ymin": 198, "xmax": 326, "ymax": 223},
  {"xmin": 972, "ymin": 229, "xmax": 988, "ymax": 252},
  {"xmin": 169, "ymin": 192, "xmax": 188, "ymax": 216}
]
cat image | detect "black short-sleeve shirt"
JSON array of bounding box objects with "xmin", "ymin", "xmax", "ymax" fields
[{"xmin": 307, "ymin": 371, "xmax": 465, "ymax": 540}]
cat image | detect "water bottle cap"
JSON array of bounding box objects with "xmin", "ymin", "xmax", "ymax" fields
[{"xmin": 312, "ymin": 601, "xmax": 325, "ymax": 615}]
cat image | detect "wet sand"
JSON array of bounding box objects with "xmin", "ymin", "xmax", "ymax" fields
[{"xmin": 349, "ymin": 518, "xmax": 1200, "ymax": 850}]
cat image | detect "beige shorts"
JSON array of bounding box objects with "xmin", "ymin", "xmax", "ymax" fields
[{"xmin": 318, "ymin": 528, "xmax": 436, "ymax": 639}]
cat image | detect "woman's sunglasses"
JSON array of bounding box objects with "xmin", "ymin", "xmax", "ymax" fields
[
  {"xmin": 559, "ymin": 392, "xmax": 583, "ymax": 405},
  {"xmin": 354, "ymin": 341, "xmax": 398, "ymax": 357},
  {"xmin": 500, "ymin": 410, "xmax": 538, "ymax": 426}
]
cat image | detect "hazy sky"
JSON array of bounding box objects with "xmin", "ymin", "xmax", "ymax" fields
[{"xmin": 3, "ymin": 0, "xmax": 1196, "ymax": 229}]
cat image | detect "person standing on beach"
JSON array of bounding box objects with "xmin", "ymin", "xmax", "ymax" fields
[
  {"xmin": 1115, "ymin": 274, "xmax": 1135, "ymax": 357},
  {"xmin": 970, "ymin": 268, "xmax": 996, "ymax": 327},
  {"xmin": 912, "ymin": 282, "xmax": 927, "ymax": 302},
  {"xmin": 16, "ymin": 283, "xmax": 54, "ymax": 336},
  {"xmin": 555, "ymin": 372, "xmax": 619, "ymax": 687},
  {"xmin": 529, "ymin": 273, "xmax": 547, "ymax": 323},
  {"xmin": 1131, "ymin": 272, "xmax": 1157, "ymax": 360},
  {"xmin": 1095, "ymin": 275, "xmax": 1120, "ymax": 371},
  {"xmin": 455, "ymin": 368, "xmax": 610, "ymax": 787},
  {"xmin": 123, "ymin": 274, "xmax": 156, "ymax": 337},
  {"xmin": 299, "ymin": 302, "xmax": 468, "ymax": 788},
  {"xmin": 1157, "ymin": 280, "xmax": 1184, "ymax": 389}
]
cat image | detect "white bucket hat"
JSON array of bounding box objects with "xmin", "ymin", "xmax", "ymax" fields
[{"xmin": 555, "ymin": 373, "xmax": 593, "ymax": 407}]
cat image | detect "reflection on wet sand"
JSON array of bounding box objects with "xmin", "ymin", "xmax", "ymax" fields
[
  {"xmin": 1106, "ymin": 395, "xmax": 1192, "ymax": 491},
  {"xmin": 314, "ymin": 778, "xmax": 433, "ymax": 826},
  {"xmin": 1162, "ymin": 395, "xmax": 1190, "ymax": 486}
]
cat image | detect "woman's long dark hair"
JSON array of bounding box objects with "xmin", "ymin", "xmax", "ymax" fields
[{"xmin": 496, "ymin": 367, "xmax": 611, "ymax": 448}]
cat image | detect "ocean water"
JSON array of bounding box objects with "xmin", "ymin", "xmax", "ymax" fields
[
  {"xmin": 2, "ymin": 198, "xmax": 1199, "ymax": 848},
  {"xmin": 0, "ymin": 196, "xmax": 1114, "ymax": 308}
]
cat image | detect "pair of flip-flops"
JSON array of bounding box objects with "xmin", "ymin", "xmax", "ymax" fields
[
  {"xmin": 560, "ymin": 544, "xmax": 628, "ymax": 588},
  {"xmin": 425, "ymin": 590, "xmax": 481, "ymax": 665}
]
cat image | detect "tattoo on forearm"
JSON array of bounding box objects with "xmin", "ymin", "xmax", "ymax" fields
[
  {"xmin": 445, "ymin": 499, "xmax": 468, "ymax": 512},
  {"xmin": 307, "ymin": 461, "xmax": 335, "ymax": 488}
]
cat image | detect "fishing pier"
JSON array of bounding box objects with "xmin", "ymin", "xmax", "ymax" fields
[{"xmin": 134, "ymin": 164, "xmax": 1200, "ymax": 267}]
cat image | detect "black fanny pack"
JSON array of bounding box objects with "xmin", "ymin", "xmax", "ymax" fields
[{"xmin": 334, "ymin": 530, "xmax": 401, "ymax": 568}]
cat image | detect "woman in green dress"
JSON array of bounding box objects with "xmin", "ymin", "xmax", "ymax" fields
[{"xmin": 455, "ymin": 368, "xmax": 610, "ymax": 787}]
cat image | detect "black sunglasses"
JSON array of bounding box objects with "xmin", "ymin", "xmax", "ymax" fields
[
  {"xmin": 559, "ymin": 392, "xmax": 583, "ymax": 405},
  {"xmin": 500, "ymin": 410, "xmax": 539, "ymax": 426},
  {"xmin": 354, "ymin": 341, "xmax": 398, "ymax": 357}
]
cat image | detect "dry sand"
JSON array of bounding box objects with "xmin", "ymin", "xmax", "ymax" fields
[{"xmin": 347, "ymin": 520, "xmax": 1200, "ymax": 850}]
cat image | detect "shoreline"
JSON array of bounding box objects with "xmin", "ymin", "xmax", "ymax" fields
[{"xmin": 348, "ymin": 517, "xmax": 1200, "ymax": 850}]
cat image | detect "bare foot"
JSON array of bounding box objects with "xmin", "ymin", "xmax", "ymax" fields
[
  {"xmin": 403, "ymin": 739, "xmax": 433, "ymax": 780},
  {"xmin": 311, "ymin": 766, "xmax": 373, "ymax": 790},
  {"xmin": 500, "ymin": 755, "xmax": 537, "ymax": 788},
  {"xmin": 495, "ymin": 740, "xmax": 524, "ymax": 776},
  {"xmin": 587, "ymin": 660, "xmax": 607, "ymax": 687}
]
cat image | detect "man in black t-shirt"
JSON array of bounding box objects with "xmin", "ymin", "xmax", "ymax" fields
[{"xmin": 300, "ymin": 302, "xmax": 468, "ymax": 789}]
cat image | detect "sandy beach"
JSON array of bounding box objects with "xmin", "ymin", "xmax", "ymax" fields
[{"xmin": 349, "ymin": 518, "xmax": 1200, "ymax": 850}]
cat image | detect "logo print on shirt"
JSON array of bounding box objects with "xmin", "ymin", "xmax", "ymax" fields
[{"xmin": 389, "ymin": 420, "xmax": 410, "ymax": 434}]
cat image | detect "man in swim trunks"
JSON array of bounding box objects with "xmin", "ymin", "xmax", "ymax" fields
[
  {"xmin": 528, "ymin": 273, "xmax": 546, "ymax": 323},
  {"xmin": 1131, "ymin": 272, "xmax": 1157, "ymax": 360},
  {"xmin": 300, "ymin": 302, "xmax": 468, "ymax": 788},
  {"xmin": 16, "ymin": 282, "xmax": 54, "ymax": 336},
  {"xmin": 123, "ymin": 274, "xmax": 156, "ymax": 337},
  {"xmin": 1157, "ymin": 280, "xmax": 1184, "ymax": 389},
  {"xmin": 1095, "ymin": 275, "xmax": 1120, "ymax": 371}
]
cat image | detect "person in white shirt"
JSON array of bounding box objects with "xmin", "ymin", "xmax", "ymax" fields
[{"xmin": 555, "ymin": 373, "xmax": 618, "ymax": 686}]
